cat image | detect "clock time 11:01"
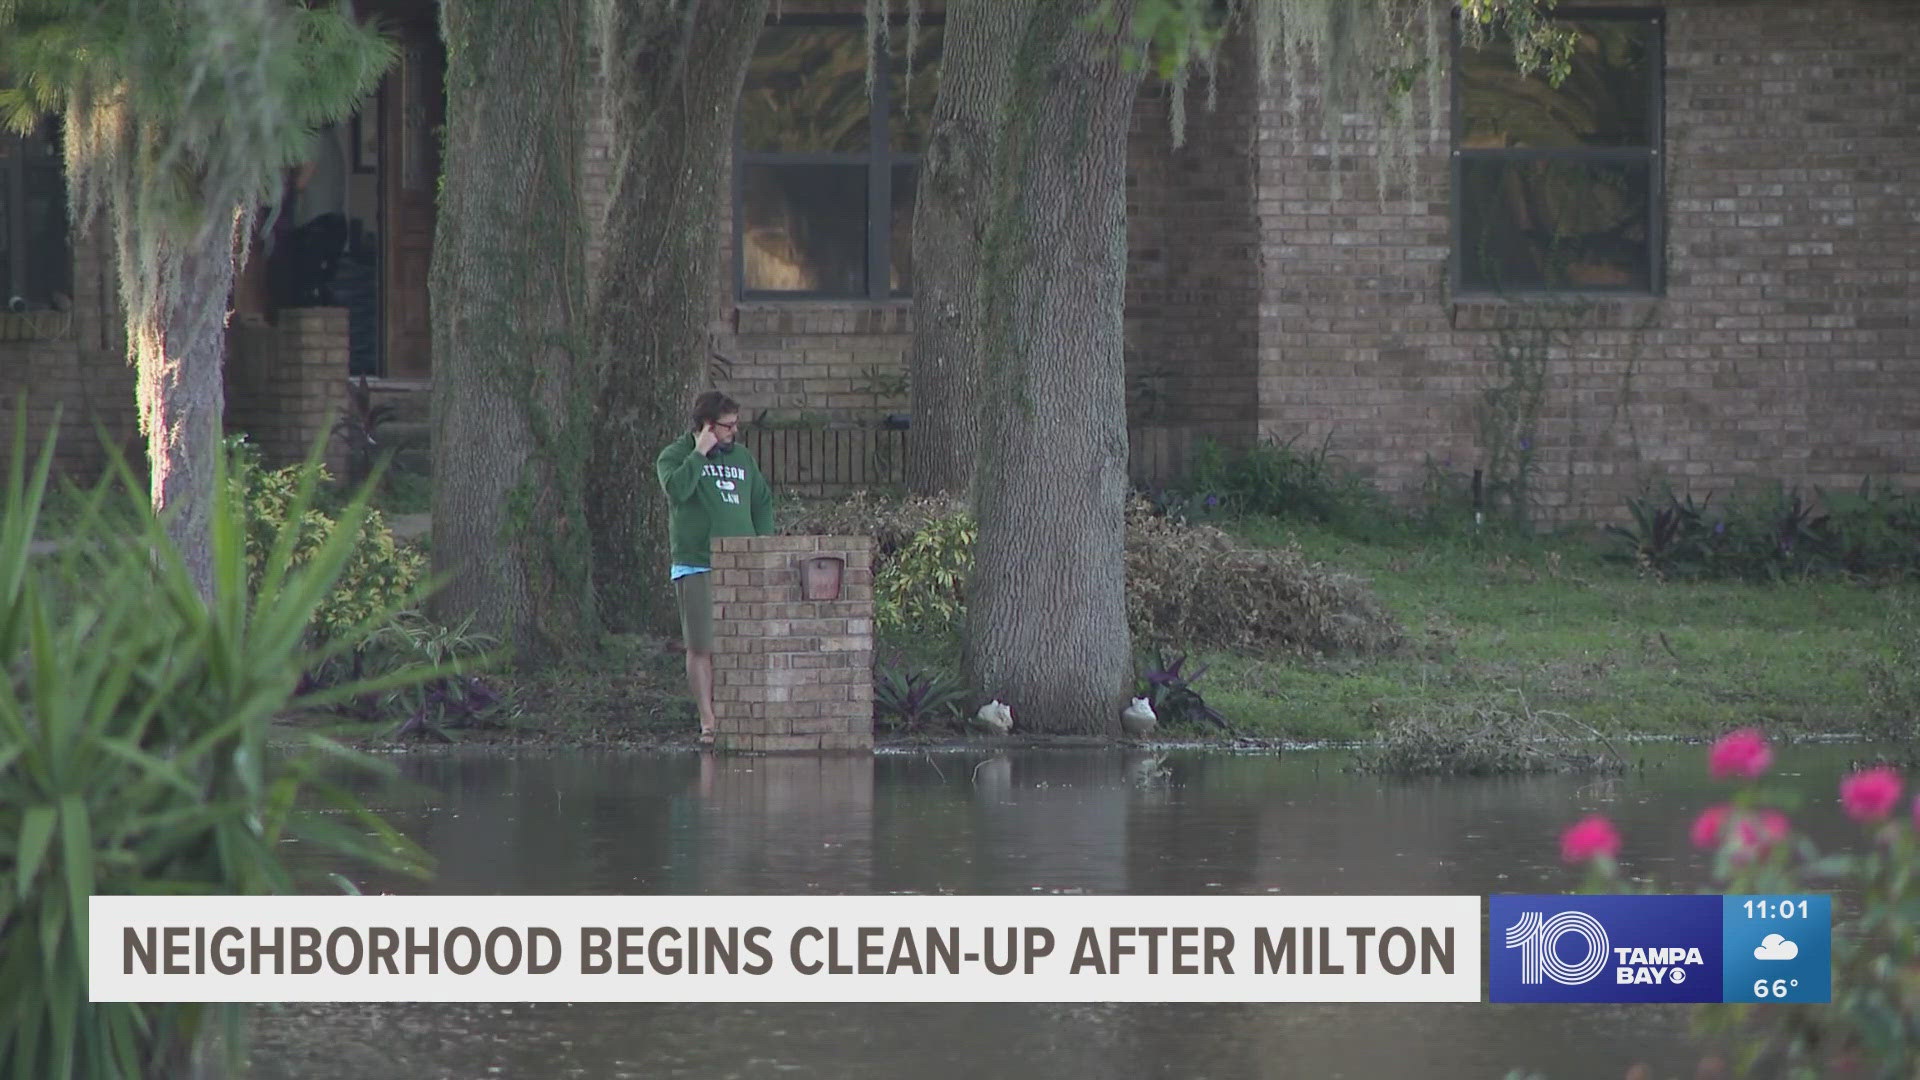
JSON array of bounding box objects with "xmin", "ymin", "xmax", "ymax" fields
[{"xmin": 1743, "ymin": 899, "xmax": 1810, "ymax": 919}]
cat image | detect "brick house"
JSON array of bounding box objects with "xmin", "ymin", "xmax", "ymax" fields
[{"xmin": 4, "ymin": 0, "xmax": 1916, "ymax": 525}]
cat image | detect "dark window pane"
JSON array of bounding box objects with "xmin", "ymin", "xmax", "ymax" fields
[
  {"xmin": 888, "ymin": 22, "xmax": 943, "ymax": 153},
  {"xmin": 1459, "ymin": 18, "xmax": 1656, "ymax": 148},
  {"xmin": 1457, "ymin": 158, "xmax": 1652, "ymax": 292},
  {"xmin": 889, "ymin": 163, "xmax": 916, "ymax": 295},
  {"xmin": 0, "ymin": 169, "xmax": 11, "ymax": 301},
  {"xmin": 740, "ymin": 25, "xmax": 871, "ymax": 154},
  {"xmin": 23, "ymin": 160, "xmax": 69, "ymax": 303},
  {"xmin": 743, "ymin": 164, "xmax": 868, "ymax": 295}
]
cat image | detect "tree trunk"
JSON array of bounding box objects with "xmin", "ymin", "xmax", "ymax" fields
[
  {"xmin": 430, "ymin": 0, "xmax": 597, "ymax": 663},
  {"xmin": 585, "ymin": 0, "xmax": 768, "ymax": 634},
  {"xmin": 962, "ymin": 0, "xmax": 1143, "ymax": 736},
  {"xmin": 905, "ymin": 0, "xmax": 1034, "ymax": 500},
  {"xmin": 137, "ymin": 210, "xmax": 242, "ymax": 602}
]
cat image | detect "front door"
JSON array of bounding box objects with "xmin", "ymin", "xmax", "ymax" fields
[{"xmin": 380, "ymin": 24, "xmax": 444, "ymax": 380}]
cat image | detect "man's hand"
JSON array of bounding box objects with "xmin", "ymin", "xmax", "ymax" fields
[{"xmin": 693, "ymin": 424, "xmax": 719, "ymax": 457}]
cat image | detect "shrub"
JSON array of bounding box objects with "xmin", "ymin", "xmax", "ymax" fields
[
  {"xmin": 308, "ymin": 611, "xmax": 508, "ymax": 740},
  {"xmin": 1181, "ymin": 434, "xmax": 1392, "ymax": 529},
  {"xmin": 1607, "ymin": 477, "xmax": 1920, "ymax": 582},
  {"xmin": 874, "ymin": 509, "xmax": 977, "ymax": 638},
  {"xmin": 0, "ymin": 429, "xmax": 431, "ymax": 1079},
  {"xmin": 226, "ymin": 436, "xmax": 426, "ymax": 645},
  {"xmin": 778, "ymin": 489, "xmax": 968, "ymax": 560},
  {"xmin": 1554, "ymin": 728, "xmax": 1920, "ymax": 1078}
]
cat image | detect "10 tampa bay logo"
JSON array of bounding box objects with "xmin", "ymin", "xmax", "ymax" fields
[{"xmin": 1488, "ymin": 895, "xmax": 1724, "ymax": 1003}]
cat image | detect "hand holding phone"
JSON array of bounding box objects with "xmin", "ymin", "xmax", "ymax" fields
[{"xmin": 694, "ymin": 423, "xmax": 719, "ymax": 457}]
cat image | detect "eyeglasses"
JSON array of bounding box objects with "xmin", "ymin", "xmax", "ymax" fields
[{"xmin": 712, "ymin": 420, "xmax": 739, "ymax": 432}]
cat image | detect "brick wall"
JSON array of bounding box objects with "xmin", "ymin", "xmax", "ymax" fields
[
  {"xmin": 1125, "ymin": 27, "xmax": 1264, "ymax": 476},
  {"xmin": 1251, "ymin": 0, "xmax": 1920, "ymax": 525},
  {"xmin": 0, "ymin": 221, "xmax": 138, "ymax": 482},
  {"xmin": 709, "ymin": 535, "xmax": 875, "ymax": 753},
  {"xmin": 224, "ymin": 307, "xmax": 350, "ymax": 477}
]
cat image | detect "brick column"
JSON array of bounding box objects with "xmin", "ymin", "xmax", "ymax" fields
[
  {"xmin": 223, "ymin": 307, "xmax": 348, "ymax": 478},
  {"xmin": 708, "ymin": 535, "xmax": 874, "ymax": 753}
]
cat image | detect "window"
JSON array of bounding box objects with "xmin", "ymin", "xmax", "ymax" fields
[
  {"xmin": 735, "ymin": 13, "xmax": 941, "ymax": 300},
  {"xmin": 0, "ymin": 115, "xmax": 73, "ymax": 310},
  {"xmin": 1452, "ymin": 9, "xmax": 1663, "ymax": 296}
]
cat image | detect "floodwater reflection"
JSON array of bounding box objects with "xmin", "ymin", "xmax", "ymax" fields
[{"xmin": 250, "ymin": 743, "xmax": 1875, "ymax": 1080}]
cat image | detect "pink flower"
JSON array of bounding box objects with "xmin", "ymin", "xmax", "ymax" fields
[
  {"xmin": 1708, "ymin": 728, "xmax": 1772, "ymax": 780},
  {"xmin": 1731, "ymin": 810, "xmax": 1791, "ymax": 863},
  {"xmin": 1690, "ymin": 805, "xmax": 1731, "ymax": 850},
  {"xmin": 1840, "ymin": 766, "xmax": 1902, "ymax": 822},
  {"xmin": 1561, "ymin": 814, "xmax": 1621, "ymax": 864},
  {"xmin": 1690, "ymin": 804, "xmax": 1790, "ymax": 862}
]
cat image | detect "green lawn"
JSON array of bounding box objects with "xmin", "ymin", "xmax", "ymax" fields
[{"xmin": 1190, "ymin": 517, "xmax": 1912, "ymax": 744}]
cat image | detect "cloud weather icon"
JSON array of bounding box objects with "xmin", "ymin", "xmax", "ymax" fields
[{"xmin": 1754, "ymin": 934, "xmax": 1799, "ymax": 961}]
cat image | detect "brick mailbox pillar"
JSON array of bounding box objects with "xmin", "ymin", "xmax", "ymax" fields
[{"xmin": 708, "ymin": 535, "xmax": 875, "ymax": 753}]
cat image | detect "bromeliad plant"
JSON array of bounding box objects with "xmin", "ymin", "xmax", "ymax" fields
[
  {"xmin": 0, "ymin": 424, "xmax": 436, "ymax": 1079},
  {"xmin": 1135, "ymin": 650, "xmax": 1230, "ymax": 730},
  {"xmin": 1554, "ymin": 728, "xmax": 1920, "ymax": 1079},
  {"xmin": 874, "ymin": 664, "xmax": 973, "ymax": 730}
]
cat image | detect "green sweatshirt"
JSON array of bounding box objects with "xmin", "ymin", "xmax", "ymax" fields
[{"xmin": 655, "ymin": 432, "xmax": 774, "ymax": 570}]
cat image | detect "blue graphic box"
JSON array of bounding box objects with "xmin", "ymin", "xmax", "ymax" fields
[
  {"xmin": 1720, "ymin": 894, "xmax": 1831, "ymax": 1003},
  {"xmin": 1489, "ymin": 895, "xmax": 1724, "ymax": 1003}
]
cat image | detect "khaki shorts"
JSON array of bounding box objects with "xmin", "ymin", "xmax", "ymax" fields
[{"xmin": 675, "ymin": 571, "xmax": 714, "ymax": 654}]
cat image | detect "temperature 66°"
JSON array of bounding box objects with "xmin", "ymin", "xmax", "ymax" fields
[{"xmin": 1754, "ymin": 978, "xmax": 1799, "ymax": 998}]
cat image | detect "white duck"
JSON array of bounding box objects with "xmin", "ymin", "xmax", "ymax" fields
[
  {"xmin": 1121, "ymin": 696, "xmax": 1158, "ymax": 738},
  {"xmin": 972, "ymin": 699, "xmax": 1013, "ymax": 736}
]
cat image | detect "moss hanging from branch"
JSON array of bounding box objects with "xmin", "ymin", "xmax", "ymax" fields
[{"xmin": 1104, "ymin": 0, "xmax": 1575, "ymax": 203}]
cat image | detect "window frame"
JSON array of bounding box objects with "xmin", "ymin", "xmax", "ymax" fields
[
  {"xmin": 732, "ymin": 10, "xmax": 941, "ymax": 303},
  {"xmin": 1449, "ymin": 5, "xmax": 1666, "ymax": 299}
]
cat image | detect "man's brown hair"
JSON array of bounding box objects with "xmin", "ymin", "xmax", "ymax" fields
[{"xmin": 690, "ymin": 390, "xmax": 740, "ymax": 432}]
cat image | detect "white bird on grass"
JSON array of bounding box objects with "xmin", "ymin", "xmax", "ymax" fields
[
  {"xmin": 1121, "ymin": 696, "xmax": 1158, "ymax": 738},
  {"xmin": 972, "ymin": 699, "xmax": 1013, "ymax": 736}
]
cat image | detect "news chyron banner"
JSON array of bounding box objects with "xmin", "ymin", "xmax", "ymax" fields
[
  {"xmin": 92, "ymin": 895, "xmax": 1482, "ymax": 1004},
  {"xmin": 90, "ymin": 894, "xmax": 1832, "ymax": 1004},
  {"xmin": 1488, "ymin": 894, "xmax": 1832, "ymax": 1004}
]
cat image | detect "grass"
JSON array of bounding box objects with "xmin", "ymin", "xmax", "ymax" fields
[
  {"xmin": 269, "ymin": 501, "xmax": 1915, "ymax": 752},
  {"xmin": 1189, "ymin": 516, "xmax": 1912, "ymax": 744}
]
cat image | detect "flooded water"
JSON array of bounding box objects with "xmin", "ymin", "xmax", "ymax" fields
[{"xmin": 247, "ymin": 742, "xmax": 1880, "ymax": 1080}]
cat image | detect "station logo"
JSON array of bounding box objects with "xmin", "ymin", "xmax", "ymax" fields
[{"xmin": 1489, "ymin": 895, "xmax": 1723, "ymax": 1003}]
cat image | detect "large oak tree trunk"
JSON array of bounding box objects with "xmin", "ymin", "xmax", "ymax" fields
[
  {"xmin": 962, "ymin": 0, "xmax": 1144, "ymax": 736},
  {"xmin": 430, "ymin": 0, "xmax": 597, "ymax": 662},
  {"xmin": 905, "ymin": 0, "xmax": 1034, "ymax": 500},
  {"xmin": 585, "ymin": 0, "xmax": 768, "ymax": 634},
  {"xmin": 136, "ymin": 211, "xmax": 242, "ymax": 601}
]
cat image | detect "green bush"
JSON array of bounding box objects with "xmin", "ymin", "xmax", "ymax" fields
[
  {"xmin": 0, "ymin": 429, "xmax": 431, "ymax": 1079},
  {"xmin": 1181, "ymin": 434, "xmax": 1391, "ymax": 529},
  {"xmin": 875, "ymin": 509, "xmax": 976, "ymax": 638},
  {"xmin": 226, "ymin": 436, "xmax": 426, "ymax": 644}
]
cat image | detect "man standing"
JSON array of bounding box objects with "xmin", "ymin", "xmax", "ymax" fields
[{"xmin": 656, "ymin": 391, "xmax": 774, "ymax": 746}]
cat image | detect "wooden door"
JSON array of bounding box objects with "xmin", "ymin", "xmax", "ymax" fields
[{"xmin": 381, "ymin": 27, "xmax": 445, "ymax": 380}]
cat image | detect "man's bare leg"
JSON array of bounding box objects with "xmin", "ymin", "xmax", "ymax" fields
[{"xmin": 686, "ymin": 649, "xmax": 718, "ymax": 742}]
